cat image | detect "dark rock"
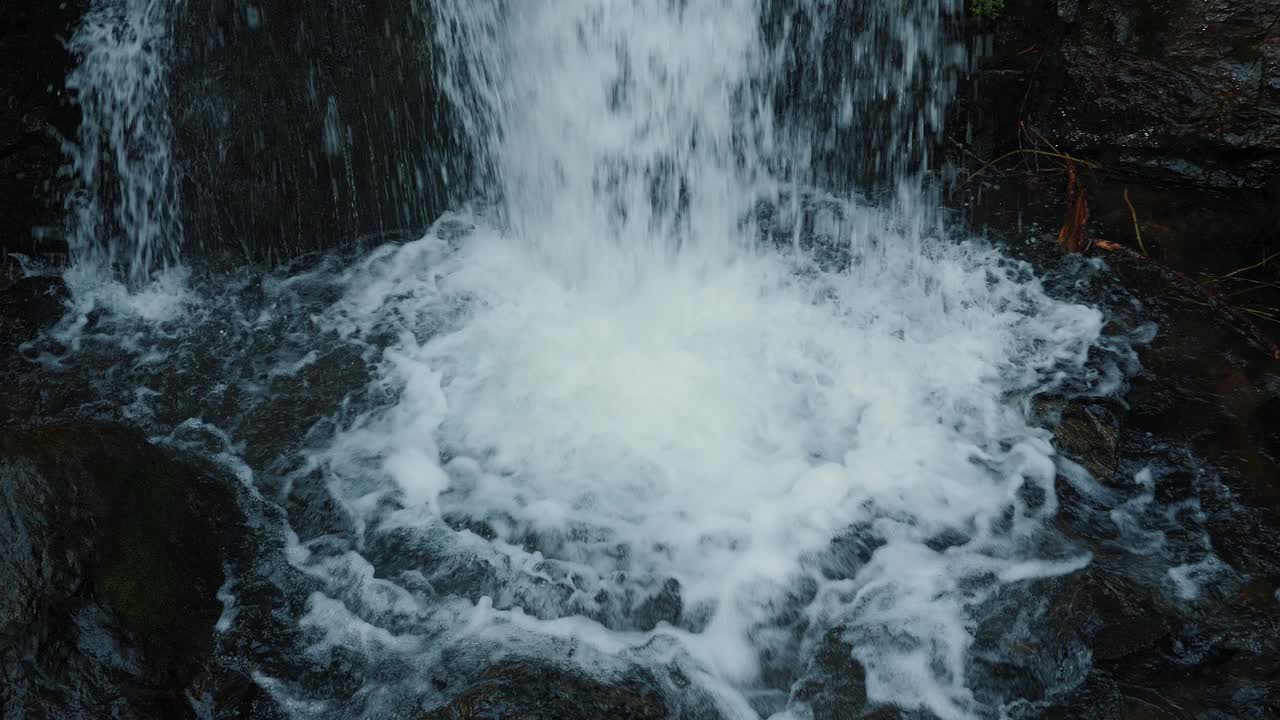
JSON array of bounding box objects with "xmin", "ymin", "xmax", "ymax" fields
[
  {"xmin": 790, "ymin": 628, "xmax": 870, "ymax": 720},
  {"xmin": 1036, "ymin": 397, "xmax": 1123, "ymax": 483},
  {"xmin": 632, "ymin": 577, "xmax": 684, "ymax": 631},
  {"xmin": 419, "ymin": 661, "xmax": 671, "ymax": 720},
  {"xmin": 0, "ymin": 274, "xmax": 68, "ymax": 349},
  {"xmin": 962, "ymin": 0, "xmax": 1280, "ymax": 191},
  {"xmin": 0, "ymin": 424, "xmax": 275, "ymax": 719},
  {"xmin": 1061, "ymin": 562, "xmax": 1175, "ymax": 663},
  {"xmin": 0, "ymin": 2, "xmax": 85, "ymax": 261},
  {"xmin": 818, "ymin": 522, "xmax": 885, "ymax": 580},
  {"xmin": 169, "ymin": 0, "xmax": 472, "ymax": 264}
]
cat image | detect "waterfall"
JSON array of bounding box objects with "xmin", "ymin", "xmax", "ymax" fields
[
  {"xmin": 47, "ymin": 2, "xmax": 1122, "ymax": 718},
  {"xmin": 432, "ymin": 0, "xmax": 966, "ymax": 280},
  {"xmin": 278, "ymin": 3, "xmax": 1106, "ymax": 718},
  {"xmin": 63, "ymin": 0, "xmax": 181, "ymax": 284}
]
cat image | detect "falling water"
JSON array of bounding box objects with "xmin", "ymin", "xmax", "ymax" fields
[{"xmin": 63, "ymin": 0, "xmax": 180, "ymax": 284}]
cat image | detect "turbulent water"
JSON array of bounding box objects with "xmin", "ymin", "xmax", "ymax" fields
[{"xmin": 26, "ymin": 1, "xmax": 1231, "ymax": 719}]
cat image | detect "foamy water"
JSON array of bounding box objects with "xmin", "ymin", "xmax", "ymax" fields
[{"xmin": 292, "ymin": 203, "xmax": 1109, "ymax": 718}]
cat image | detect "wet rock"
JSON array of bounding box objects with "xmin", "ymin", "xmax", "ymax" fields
[
  {"xmin": 0, "ymin": 274, "xmax": 68, "ymax": 349},
  {"xmin": 1063, "ymin": 562, "xmax": 1175, "ymax": 662},
  {"xmin": 169, "ymin": 0, "xmax": 471, "ymax": 264},
  {"xmin": 420, "ymin": 661, "xmax": 671, "ymax": 720},
  {"xmin": 962, "ymin": 0, "xmax": 1280, "ymax": 191},
  {"xmin": 0, "ymin": 2, "xmax": 85, "ymax": 261},
  {"xmin": 819, "ymin": 522, "xmax": 886, "ymax": 580},
  {"xmin": 1036, "ymin": 397, "xmax": 1123, "ymax": 483},
  {"xmin": 789, "ymin": 629, "xmax": 871, "ymax": 720},
  {"xmin": 632, "ymin": 577, "xmax": 684, "ymax": 631},
  {"xmin": 0, "ymin": 424, "xmax": 274, "ymax": 719}
]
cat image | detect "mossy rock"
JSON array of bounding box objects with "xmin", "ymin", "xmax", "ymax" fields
[{"xmin": 0, "ymin": 424, "xmax": 246, "ymax": 716}]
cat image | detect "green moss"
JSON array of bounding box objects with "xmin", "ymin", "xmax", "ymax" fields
[
  {"xmin": 4, "ymin": 426, "xmax": 229, "ymax": 670},
  {"xmin": 972, "ymin": 0, "xmax": 1005, "ymax": 18},
  {"xmin": 1230, "ymin": 38, "xmax": 1264, "ymax": 64},
  {"xmin": 1133, "ymin": 0, "xmax": 1188, "ymax": 58},
  {"xmin": 91, "ymin": 447, "xmax": 220, "ymax": 659}
]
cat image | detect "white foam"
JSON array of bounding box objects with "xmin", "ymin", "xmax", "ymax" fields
[
  {"xmin": 1167, "ymin": 555, "xmax": 1231, "ymax": 601},
  {"xmin": 307, "ymin": 205, "xmax": 1106, "ymax": 718}
]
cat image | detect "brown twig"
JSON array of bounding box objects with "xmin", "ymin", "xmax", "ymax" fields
[
  {"xmin": 1094, "ymin": 240, "xmax": 1280, "ymax": 360},
  {"xmin": 1022, "ymin": 121, "xmax": 1063, "ymax": 156},
  {"xmin": 1122, "ymin": 188, "xmax": 1147, "ymax": 256},
  {"xmin": 1225, "ymin": 281, "xmax": 1280, "ymax": 299},
  {"xmin": 1209, "ymin": 249, "xmax": 1280, "ymax": 283},
  {"xmin": 961, "ymin": 149, "xmax": 1102, "ymax": 186},
  {"xmin": 947, "ymin": 137, "xmax": 1007, "ymax": 177}
]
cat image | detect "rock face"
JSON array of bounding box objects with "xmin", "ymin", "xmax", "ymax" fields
[
  {"xmin": 0, "ymin": 3, "xmax": 86, "ymax": 261},
  {"xmin": 962, "ymin": 0, "xmax": 1280, "ymax": 190},
  {"xmin": 420, "ymin": 662, "xmax": 672, "ymax": 720},
  {"xmin": 0, "ymin": 425, "xmax": 272, "ymax": 720},
  {"xmin": 2, "ymin": 0, "xmax": 468, "ymax": 269},
  {"xmin": 0, "ymin": 273, "xmax": 68, "ymax": 351},
  {"xmin": 169, "ymin": 0, "xmax": 472, "ymax": 264}
]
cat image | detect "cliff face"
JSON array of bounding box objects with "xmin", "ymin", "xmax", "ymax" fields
[
  {"xmin": 953, "ymin": 0, "xmax": 1280, "ymax": 305},
  {"xmin": 2, "ymin": 1, "xmax": 471, "ymax": 269},
  {"xmin": 963, "ymin": 0, "xmax": 1280, "ymax": 191},
  {"xmin": 0, "ymin": 3, "xmax": 86, "ymax": 262},
  {"xmin": 9, "ymin": 1, "xmax": 1274, "ymax": 269},
  {"xmin": 169, "ymin": 0, "xmax": 473, "ymax": 264}
]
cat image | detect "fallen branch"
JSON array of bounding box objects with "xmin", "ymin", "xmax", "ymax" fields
[
  {"xmin": 1122, "ymin": 188, "xmax": 1147, "ymax": 256},
  {"xmin": 961, "ymin": 149, "xmax": 1102, "ymax": 186},
  {"xmin": 1209, "ymin": 249, "xmax": 1280, "ymax": 283},
  {"xmin": 1093, "ymin": 240, "xmax": 1280, "ymax": 360}
]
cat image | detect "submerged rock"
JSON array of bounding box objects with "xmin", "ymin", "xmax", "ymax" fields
[
  {"xmin": 789, "ymin": 629, "xmax": 870, "ymax": 720},
  {"xmin": 0, "ymin": 424, "xmax": 273, "ymax": 719},
  {"xmin": 420, "ymin": 661, "xmax": 672, "ymax": 720}
]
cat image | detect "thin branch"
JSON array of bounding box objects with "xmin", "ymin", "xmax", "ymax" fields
[
  {"xmin": 1209, "ymin": 249, "xmax": 1280, "ymax": 283},
  {"xmin": 947, "ymin": 137, "xmax": 1007, "ymax": 177},
  {"xmin": 1123, "ymin": 188, "xmax": 1147, "ymax": 256},
  {"xmin": 961, "ymin": 149, "xmax": 1102, "ymax": 186},
  {"xmin": 1094, "ymin": 240, "xmax": 1280, "ymax": 360}
]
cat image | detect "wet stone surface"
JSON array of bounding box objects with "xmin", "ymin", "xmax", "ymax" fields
[
  {"xmin": 0, "ymin": 424, "xmax": 280, "ymax": 720},
  {"xmin": 419, "ymin": 662, "xmax": 672, "ymax": 720}
]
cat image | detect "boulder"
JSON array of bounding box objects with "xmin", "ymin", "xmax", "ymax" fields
[
  {"xmin": 0, "ymin": 274, "xmax": 68, "ymax": 350},
  {"xmin": 0, "ymin": 424, "xmax": 273, "ymax": 719}
]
